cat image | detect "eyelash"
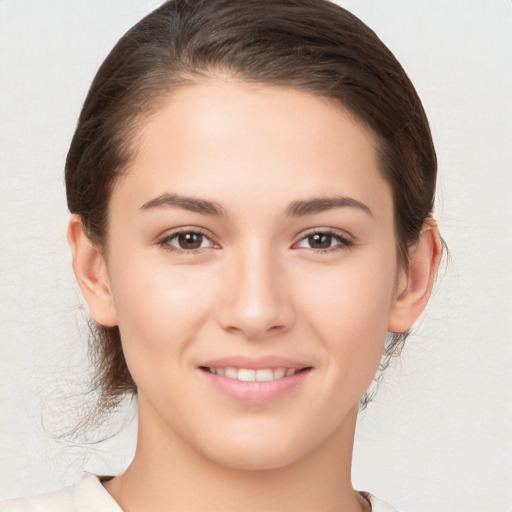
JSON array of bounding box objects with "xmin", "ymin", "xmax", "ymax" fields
[
  {"xmin": 294, "ymin": 229, "xmax": 354, "ymax": 254},
  {"xmin": 157, "ymin": 228, "xmax": 353, "ymax": 255},
  {"xmin": 158, "ymin": 228, "xmax": 217, "ymax": 255}
]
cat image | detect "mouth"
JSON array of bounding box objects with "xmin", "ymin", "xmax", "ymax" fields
[
  {"xmin": 199, "ymin": 366, "xmax": 311, "ymax": 382},
  {"xmin": 198, "ymin": 358, "xmax": 313, "ymax": 403}
]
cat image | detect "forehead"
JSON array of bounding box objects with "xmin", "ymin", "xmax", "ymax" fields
[{"xmin": 114, "ymin": 79, "xmax": 392, "ymax": 219}]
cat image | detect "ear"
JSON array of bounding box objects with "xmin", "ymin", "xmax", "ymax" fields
[
  {"xmin": 388, "ymin": 218, "xmax": 442, "ymax": 333},
  {"xmin": 67, "ymin": 215, "xmax": 118, "ymax": 327}
]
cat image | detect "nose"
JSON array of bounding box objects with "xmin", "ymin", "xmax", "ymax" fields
[{"xmin": 216, "ymin": 245, "xmax": 295, "ymax": 340}]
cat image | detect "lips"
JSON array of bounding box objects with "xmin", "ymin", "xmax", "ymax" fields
[
  {"xmin": 202, "ymin": 366, "xmax": 303, "ymax": 381},
  {"xmin": 198, "ymin": 356, "xmax": 312, "ymax": 403}
]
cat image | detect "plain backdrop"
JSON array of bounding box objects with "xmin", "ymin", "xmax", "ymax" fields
[{"xmin": 0, "ymin": 1, "xmax": 511, "ymax": 510}]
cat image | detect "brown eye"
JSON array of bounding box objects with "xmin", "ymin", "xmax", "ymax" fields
[
  {"xmin": 160, "ymin": 230, "xmax": 215, "ymax": 252},
  {"xmin": 295, "ymin": 230, "xmax": 352, "ymax": 253},
  {"xmin": 177, "ymin": 232, "xmax": 204, "ymax": 249},
  {"xmin": 307, "ymin": 233, "xmax": 333, "ymax": 249}
]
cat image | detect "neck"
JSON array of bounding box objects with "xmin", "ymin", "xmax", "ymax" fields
[{"xmin": 103, "ymin": 400, "xmax": 367, "ymax": 512}]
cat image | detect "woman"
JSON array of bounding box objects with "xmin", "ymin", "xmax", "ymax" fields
[{"xmin": 1, "ymin": 0, "xmax": 441, "ymax": 510}]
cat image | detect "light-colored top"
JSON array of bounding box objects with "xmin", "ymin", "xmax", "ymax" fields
[{"xmin": 0, "ymin": 473, "xmax": 400, "ymax": 511}]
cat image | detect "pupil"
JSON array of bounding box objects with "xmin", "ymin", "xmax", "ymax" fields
[
  {"xmin": 179, "ymin": 233, "xmax": 202, "ymax": 249},
  {"xmin": 309, "ymin": 233, "xmax": 332, "ymax": 249}
]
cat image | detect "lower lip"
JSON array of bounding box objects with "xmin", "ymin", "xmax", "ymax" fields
[{"xmin": 200, "ymin": 369, "xmax": 311, "ymax": 404}]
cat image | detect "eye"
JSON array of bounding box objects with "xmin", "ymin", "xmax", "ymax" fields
[
  {"xmin": 159, "ymin": 229, "xmax": 216, "ymax": 253},
  {"xmin": 295, "ymin": 230, "xmax": 353, "ymax": 252}
]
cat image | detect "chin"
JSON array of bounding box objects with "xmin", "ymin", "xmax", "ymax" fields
[
  {"xmin": 200, "ymin": 433, "xmax": 307, "ymax": 472},
  {"xmin": 212, "ymin": 449, "xmax": 300, "ymax": 472}
]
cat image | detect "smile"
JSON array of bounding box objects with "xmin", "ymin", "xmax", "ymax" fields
[
  {"xmin": 199, "ymin": 361, "xmax": 312, "ymax": 403},
  {"xmin": 204, "ymin": 367, "xmax": 302, "ymax": 381}
]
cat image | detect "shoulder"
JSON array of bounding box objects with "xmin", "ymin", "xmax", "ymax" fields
[
  {"xmin": 0, "ymin": 474, "xmax": 122, "ymax": 512},
  {"xmin": 360, "ymin": 491, "xmax": 403, "ymax": 512}
]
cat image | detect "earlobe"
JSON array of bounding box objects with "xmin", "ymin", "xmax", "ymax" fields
[
  {"xmin": 388, "ymin": 218, "xmax": 442, "ymax": 333},
  {"xmin": 67, "ymin": 215, "xmax": 118, "ymax": 327}
]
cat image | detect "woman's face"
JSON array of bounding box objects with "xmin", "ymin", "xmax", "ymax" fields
[{"xmin": 102, "ymin": 80, "xmax": 403, "ymax": 470}]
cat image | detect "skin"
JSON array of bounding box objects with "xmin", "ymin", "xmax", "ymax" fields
[{"xmin": 69, "ymin": 79, "xmax": 441, "ymax": 512}]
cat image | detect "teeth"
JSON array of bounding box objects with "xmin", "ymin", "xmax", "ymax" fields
[
  {"xmin": 273, "ymin": 367, "xmax": 286, "ymax": 379},
  {"xmin": 238, "ymin": 368, "xmax": 256, "ymax": 381},
  {"xmin": 207, "ymin": 366, "xmax": 299, "ymax": 381},
  {"xmin": 225, "ymin": 367, "xmax": 238, "ymax": 379},
  {"xmin": 255, "ymin": 369, "xmax": 273, "ymax": 381}
]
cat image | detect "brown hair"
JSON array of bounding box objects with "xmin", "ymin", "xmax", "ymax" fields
[{"xmin": 65, "ymin": 0, "xmax": 437, "ymax": 414}]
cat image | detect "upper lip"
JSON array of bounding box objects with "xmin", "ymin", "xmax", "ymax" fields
[{"xmin": 199, "ymin": 355, "xmax": 311, "ymax": 370}]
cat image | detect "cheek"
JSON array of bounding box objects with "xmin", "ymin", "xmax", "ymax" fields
[
  {"xmin": 297, "ymin": 252, "xmax": 397, "ymax": 381},
  {"xmin": 106, "ymin": 252, "xmax": 216, "ymax": 366},
  {"xmin": 300, "ymin": 256, "xmax": 396, "ymax": 331}
]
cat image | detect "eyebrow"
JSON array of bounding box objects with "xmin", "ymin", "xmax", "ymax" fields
[
  {"xmin": 285, "ymin": 196, "xmax": 374, "ymax": 219},
  {"xmin": 140, "ymin": 193, "xmax": 227, "ymax": 216},
  {"xmin": 140, "ymin": 193, "xmax": 374, "ymax": 219}
]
